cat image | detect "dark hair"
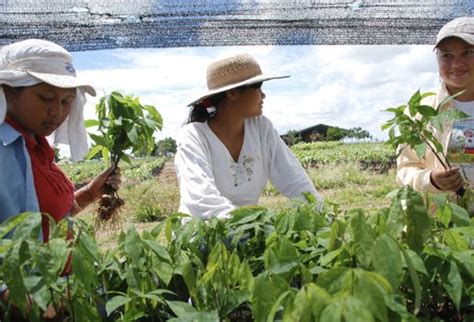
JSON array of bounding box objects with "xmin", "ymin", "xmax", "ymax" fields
[
  {"xmin": 186, "ymin": 91, "xmax": 226, "ymax": 123},
  {"xmin": 185, "ymin": 82, "xmax": 263, "ymax": 123}
]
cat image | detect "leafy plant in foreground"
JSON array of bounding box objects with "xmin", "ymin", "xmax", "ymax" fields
[{"xmin": 86, "ymin": 91, "xmax": 163, "ymax": 223}]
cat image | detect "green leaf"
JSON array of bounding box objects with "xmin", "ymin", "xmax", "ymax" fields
[
  {"xmin": 142, "ymin": 239, "xmax": 172, "ymax": 262},
  {"xmin": 167, "ymin": 311, "xmax": 220, "ymax": 322},
  {"xmin": 126, "ymin": 125, "xmax": 140, "ymax": 145},
  {"xmin": 319, "ymin": 300, "xmax": 343, "ymax": 322},
  {"xmin": 342, "ymin": 296, "xmax": 374, "ymax": 322},
  {"xmin": 403, "ymin": 188, "xmax": 431, "ymax": 254},
  {"xmin": 12, "ymin": 212, "xmax": 42, "ymax": 240},
  {"xmin": 439, "ymin": 261, "xmax": 462, "ymax": 311},
  {"xmin": 0, "ymin": 212, "xmax": 32, "ymax": 239},
  {"xmin": 251, "ymin": 273, "xmax": 290, "ymax": 322},
  {"xmin": 413, "ymin": 143, "xmax": 427, "ymax": 159},
  {"xmin": 106, "ymin": 295, "xmax": 131, "ymax": 316},
  {"xmin": 402, "ymin": 249, "xmax": 422, "ymax": 315},
  {"xmin": 372, "ymin": 234, "xmax": 403, "ymax": 289},
  {"xmin": 3, "ymin": 241, "xmax": 28, "ymax": 311},
  {"xmin": 403, "ymin": 249, "xmax": 428, "ymax": 275},
  {"xmin": 386, "ymin": 192, "xmax": 405, "ymax": 239},
  {"xmin": 84, "ymin": 119, "xmax": 100, "ymax": 128},
  {"xmin": 101, "ymin": 146, "xmax": 110, "ymax": 164},
  {"xmin": 452, "ymin": 250, "xmax": 474, "ymax": 280},
  {"xmin": 88, "ymin": 133, "xmax": 109, "ymax": 148},
  {"xmin": 317, "ymin": 267, "xmax": 351, "ymax": 294},
  {"xmin": 350, "ymin": 211, "xmax": 375, "ymax": 269},
  {"xmin": 444, "ymin": 229, "xmax": 469, "ymax": 251},
  {"xmin": 166, "ymin": 301, "xmax": 198, "ymax": 316},
  {"xmin": 449, "ymin": 202, "xmax": 470, "ymax": 227},
  {"xmin": 352, "ymin": 270, "xmax": 391, "ymax": 321},
  {"xmin": 282, "ymin": 283, "xmax": 331, "ymax": 321},
  {"xmin": 416, "ymin": 105, "xmax": 437, "ymax": 117},
  {"xmin": 86, "ymin": 145, "xmax": 102, "ymax": 160},
  {"xmin": 124, "ymin": 228, "xmax": 143, "ymax": 263}
]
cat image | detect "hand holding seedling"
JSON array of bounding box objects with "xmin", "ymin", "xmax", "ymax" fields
[
  {"xmin": 383, "ymin": 90, "xmax": 468, "ymax": 195},
  {"xmin": 430, "ymin": 167, "xmax": 464, "ymax": 192}
]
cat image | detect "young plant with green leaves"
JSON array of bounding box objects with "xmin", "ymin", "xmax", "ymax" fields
[
  {"xmin": 86, "ymin": 91, "xmax": 163, "ymax": 221},
  {"xmin": 382, "ymin": 90, "xmax": 468, "ymax": 195}
]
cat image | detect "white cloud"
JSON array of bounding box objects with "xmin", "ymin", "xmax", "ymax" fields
[{"xmin": 72, "ymin": 44, "xmax": 440, "ymax": 144}]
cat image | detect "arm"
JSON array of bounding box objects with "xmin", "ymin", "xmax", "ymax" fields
[
  {"xmin": 175, "ymin": 127, "xmax": 236, "ymax": 220},
  {"xmin": 263, "ymin": 118, "xmax": 323, "ymax": 204},
  {"xmin": 397, "ymin": 143, "xmax": 463, "ymax": 193}
]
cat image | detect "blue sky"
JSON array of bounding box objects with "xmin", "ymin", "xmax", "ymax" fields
[{"xmin": 71, "ymin": 45, "xmax": 440, "ymax": 142}]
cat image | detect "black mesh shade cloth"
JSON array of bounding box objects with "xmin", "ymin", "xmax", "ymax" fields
[{"xmin": 1, "ymin": 0, "xmax": 473, "ymax": 51}]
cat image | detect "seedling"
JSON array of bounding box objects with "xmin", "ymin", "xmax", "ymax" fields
[
  {"xmin": 382, "ymin": 90, "xmax": 468, "ymax": 195},
  {"xmin": 86, "ymin": 91, "xmax": 162, "ymax": 223}
]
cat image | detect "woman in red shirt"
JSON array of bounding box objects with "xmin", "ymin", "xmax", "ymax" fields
[
  {"xmin": 0, "ymin": 39, "xmax": 121, "ymax": 237},
  {"xmin": 0, "ymin": 39, "xmax": 122, "ymax": 319}
]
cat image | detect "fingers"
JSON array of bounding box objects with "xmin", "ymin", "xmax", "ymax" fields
[
  {"xmin": 104, "ymin": 164, "xmax": 122, "ymax": 191},
  {"xmin": 431, "ymin": 168, "xmax": 464, "ymax": 192},
  {"xmin": 106, "ymin": 175, "xmax": 122, "ymax": 190}
]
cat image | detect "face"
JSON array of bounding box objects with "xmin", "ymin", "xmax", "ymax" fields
[
  {"xmin": 437, "ymin": 37, "xmax": 474, "ymax": 96},
  {"xmin": 4, "ymin": 83, "xmax": 76, "ymax": 136},
  {"xmin": 234, "ymin": 82, "xmax": 266, "ymax": 118}
]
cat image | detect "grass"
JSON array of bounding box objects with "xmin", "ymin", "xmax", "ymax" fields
[{"xmin": 66, "ymin": 150, "xmax": 399, "ymax": 248}]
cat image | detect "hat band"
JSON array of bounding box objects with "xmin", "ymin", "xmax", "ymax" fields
[{"xmin": 6, "ymin": 56, "xmax": 77, "ymax": 77}]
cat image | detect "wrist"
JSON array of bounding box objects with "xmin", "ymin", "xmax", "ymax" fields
[
  {"xmin": 430, "ymin": 172, "xmax": 444, "ymax": 190},
  {"xmin": 84, "ymin": 184, "xmax": 97, "ymax": 202}
]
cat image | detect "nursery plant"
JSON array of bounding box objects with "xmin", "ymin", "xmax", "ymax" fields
[
  {"xmin": 86, "ymin": 91, "xmax": 163, "ymax": 222},
  {"xmin": 382, "ymin": 90, "xmax": 469, "ymax": 197}
]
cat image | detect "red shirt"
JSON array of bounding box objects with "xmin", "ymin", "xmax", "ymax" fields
[{"xmin": 5, "ymin": 116, "xmax": 75, "ymax": 242}]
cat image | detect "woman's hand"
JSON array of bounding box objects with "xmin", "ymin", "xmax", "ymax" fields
[
  {"xmin": 430, "ymin": 168, "xmax": 464, "ymax": 192},
  {"xmin": 72, "ymin": 164, "xmax": 122, "ymax": 215},
  {"xmin": 86, "ymin": 163, "xmax": 122, "ymax": 199}
]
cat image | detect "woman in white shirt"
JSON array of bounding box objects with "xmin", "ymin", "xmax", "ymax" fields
[
  {"xmin": 175, "ymin": 53, "xmax": 322, "ymax": 220},
  {"xmin": 397, "ymin": 17, "xmax": 474, "ymax": 193}
]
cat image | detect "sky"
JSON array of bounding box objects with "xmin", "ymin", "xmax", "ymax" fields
[{"xmin": 71, "ymin": 44, "xmax": 441, "ymax": 144}]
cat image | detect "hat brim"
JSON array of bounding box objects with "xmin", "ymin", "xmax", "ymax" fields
[
  {"xmin": 434, "ymin": 33, "xmax": 474, "ymax": 48},
  {"xmin": 188, "ymin": 74, "xmax": 289, "ymax": 106},
  {"xmin": 28, "ymin": 71, "xmax": 96, "ymax": 96}
]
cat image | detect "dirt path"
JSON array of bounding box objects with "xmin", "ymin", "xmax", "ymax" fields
[{"xmin": 157, "ymin": 159, "xmax": 177, "ymax": 184}]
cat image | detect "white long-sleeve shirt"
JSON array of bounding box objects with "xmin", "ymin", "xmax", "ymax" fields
[{"xmin": 174, "ymin": 115, "xmax": 322, "ymax": 220}]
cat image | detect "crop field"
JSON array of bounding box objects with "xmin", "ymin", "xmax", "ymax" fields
[
  {"xmin": 3, "ymin": 142, "xmax": 473, "ymax": 321},
  {"xmin": 61, "ymin": 142, "xmax": 399, "ymax": 227}
]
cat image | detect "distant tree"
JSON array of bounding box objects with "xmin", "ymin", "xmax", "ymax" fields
[
  {"xmin": 285, "ymin": 130, "xmax": 302, "ymax": 146},
  {"xmin": 346, "ymin": 127, "xmax": 372, "ymax": 140},
  {"xmin": 155, "ymin": 137, "xmax": 177, "ymax": 156},
  {"xmin": 326, "ymin": 127, "xmax": 347, "ymax": 141}
]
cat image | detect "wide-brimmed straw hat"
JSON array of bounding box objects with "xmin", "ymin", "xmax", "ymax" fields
[
  {"xmin": 188, "ymin": 53, "xmax": 289, "ymax": 106},
  {"xmin": 0, "ymin": 39, "xmax": 96, "ymax": 96},
  {"xmin": 435, "ymin": 16, "xmax": 474, "ymax": 48}
]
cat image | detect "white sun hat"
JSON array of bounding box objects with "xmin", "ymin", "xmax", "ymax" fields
[
  {"xmin": 0, "ymin": 39, "xmax": 96, "ymax": 161},
  {"xmin": 188, "ymin": 53, "xmax": 289, "ymax": 106},
  {"xmin": 435, "ymin": 16, "xmax": 474, "ymax": 48}
]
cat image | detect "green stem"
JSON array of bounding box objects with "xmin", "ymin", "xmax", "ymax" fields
[
  {"xmin": 420, "ymin": 135, "xmax": 449, "ymax": 170},
  {"xmin": 66, "ymin": 275, "xmax": 75, "ymax": 322}
]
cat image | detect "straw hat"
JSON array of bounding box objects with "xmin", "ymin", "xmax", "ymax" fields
[
  {"xmin": 188, "ymin": 53, "xmax": 289, "ymax": 106},
  {"xmin": 435, "ymin": 16, "xmax": 474, "ymax": 48}
]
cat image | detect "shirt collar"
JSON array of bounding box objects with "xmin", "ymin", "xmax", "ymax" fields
[{"xmin": 0, "ymin": 122, "xmax": 22, "ymax": 146}]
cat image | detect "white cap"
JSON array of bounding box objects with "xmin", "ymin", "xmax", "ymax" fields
[{"xmin": 435, "ymin": 17, "xmax": 474, "ymax": 48}]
